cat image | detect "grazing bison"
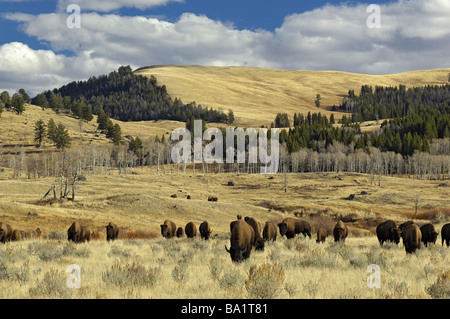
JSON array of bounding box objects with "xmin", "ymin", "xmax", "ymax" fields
[
  {"xmin": 441, "ymin": 223, "xmax": 450, "ymax": 247},
  {"xmin": 199, "ymin": 221, "xmax": 212, "ymax": 240},
  {"xmin": 376, "ymin": 220, "xmax": 401, "ymax": 246},
  {"xmin": 225, "ymin": 219, "xmax": 255, "ymax": 263},
  {"xmin": 106, "ymin": 222, "xmax": 119, "ymax": 242},
  {"xmin": 0, "ymin": 222, "xmax": 12, "ymax": 243},
  {"xmin": 176, "ymin": 227, "xmax": 184, "ymax": 238},
  {"xmin": 401, "ymin": 223, "xmax": 422, "ymax": 253},
  {"xmin": 263, "ymin": 221, "xmax": 278, "ymax": 242},
  {"xmin": 278, "ymin": 218, "xmax": 312, "ymax": 239},
  {"xmin": 244, "ymin": 217, "xmax": 264, "ymax": 251},
  {"xmin": 31, "ymin": 228, "xmax": 41, "ymax": 239},
  {"xmin": 333, "ymin": 220, "xmax": 348, "ymax": 242},
  {"xmin": 420, "ymin": 223, "xmax": 438, "ymax": 247},
  {"xmin": 399, "ymin": 221, "xmax": 414, "ymax": 232},
  {"xmin": 68, "ymin": 221, "xmax": 82, "ymax": 243},
  {"xmin": 316, "ymin": 228, "xmax": 327, "ymax": 243},
  {"xmin": 160, "ymin": 220, "xmax": 177, "ymax": 239},
  {"xmin": 185, "ymin": 222, "xmax": 197, "ymax": 238},
  {"xmin": 79, "ymin": 226, "xmax": 91, "ymax": 243},
  {"xmin": 12, "ymin": 229, "xmax": 23, "ymax": 241}
]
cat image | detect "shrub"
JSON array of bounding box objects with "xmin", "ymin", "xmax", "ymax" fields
[
  {"xmin": 245, "ymin": 263, "xmax": 285, "ymax": 299},
  {"xmin": 29, "ymin": 269, "xmax": 72, "ymax": 298},
  {"xmin": 102, "ymin": 261, "xmax": 160, "ymax": 287},
  {"xmin": 172, "ymin": 259, "xmax": 189, "ymax": 283},
  {"xmin": 427, "ymin": 271, "xmax": 450, "ymax": 299},
  {"xmin": 219, "ymin": 270, "xmax": 245, "ymax": 290},
  {"xmin": 209, "ymin": 258, "xmax": 223, "ymax": 281}
]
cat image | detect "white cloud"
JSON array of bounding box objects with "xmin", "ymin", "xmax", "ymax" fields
[
  {"xmin": 57, "ymin": 0, "xmax": 184, "ymax": 12},
  {"xmin": 2, "ymin": 0, "xmax": 450, "ymax": 94}
]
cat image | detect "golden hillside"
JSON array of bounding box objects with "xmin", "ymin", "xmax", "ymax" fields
[{"xmin": 135, "ymin": 65, "xmax": 450, "ymax": 127}]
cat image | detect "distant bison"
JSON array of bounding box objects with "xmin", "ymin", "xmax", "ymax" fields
[
  {"xmin": 106, "ymin": 222, "xmax": 119, "ymax": 242},
  {"xmin": 31, "ymin": 228, "xmax": 41, "ymax": 239},
  {"xmin": 316, "ymin": 228, "xmax": 328, "ymax": 244},
  {"xmin": 185, "ymin": 222, "xmax": 197, "ymax": 238},
  {"xmin": 333, "ymin": 220, "xmax": 348, "ymax": 242},
  {"xmin": 244, "ymin": 217, "xmax": 264, "ymax": 251},
  {"xmin": 208, "ymin": 196, "xmax": 218, "ymax": 202},
  {"xmin": 278, "ymin": 217, "xmax": 311, "ymax": 239},
  {"xmin": 199, "ymin": 221, "xmax": 212, "ymax": 240},
  {"xmin": 420, "ymin": 223, "xmax": 438, "ymax": 247},
  {"xmin": 160, "ymin": 220, "xmax": 177, "ymax": 239},
  {"xmin": 176, "ymin": 227, "xmax": 184, "ymax": 238},
  {"xmin": 68, "ymin": 221, "xmax": 82, "ymax": 243},
  {"xmin": 80, "ymin": 225, "xmax": 91, "ymax": 243},
  {"xmin": 263, "ymin": 221, "xmax": 278, "ymax": 242},
  {"xmin": 0, "ymin": 222, "xmax": 12, "ymax": 243},
  {"xmin": 376, "ymin": 220, "xmax": 401, "ymax": 246},
  {"xmin": 170, "ymin": 194, "xmax": 177, "ymax": 198},
  {"xmin": 225, "ymin": 219, "xmax": 255, "ymax": 263},
  {"xmin": 401, "ymin": 223, "xmax": 422, "ymax": 253},
  {"xmin": 441, "ymin": 223, "xmax": 450, "ymax": 247}
]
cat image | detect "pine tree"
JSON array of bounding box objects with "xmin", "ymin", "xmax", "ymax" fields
[
  {"xmin": 47, "ymin": 118, "xmax": 57, "ymax": 142},
  {"xmin": 34, "ymin": 119, "xmax": 46, "ymax": 147},
  {"xmin": 11, "ymin": 93, "xmax": 25, "ymax": 114},
  {"xmin": 53, "ymin": 123, "xmax": 71, "ymax": 150}
]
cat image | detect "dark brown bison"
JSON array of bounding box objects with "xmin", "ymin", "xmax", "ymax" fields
[
  {"xmin": 316, "ymin": 228, "xmax": 327, "ymax": 243},
  {"xmin": 199, "ymin": 221, "xmax": 212, "ymax": 240},
  {"xmin": 208, "ymin": 196, "xmax": 218, "ymax": 202},
  {"xmin": 176, "ymin": 227, "xmax": 184, "ymax": 238},
  {"xmin": 225, "ymin": 219, "xmax": 255, "ymax": 263},
  {"xmin": 31, "ymin": 228, "xmax": 41, "ymax": 239},
  {"xmin": 79, "ymin": 225, "xmax": 91, "ymax": 243},
  {"xmin": 263, "ymin": 221, "xmax": 277, "ymax": 242},
  {"xmin": 68, "ymin": 221, "xmax": 82, "ymax": 243},
  {"xmin": 333, "ymin": 220, "xmax": 348, "ymax": 242},
  {"xmin": 278, "ymin": 217, "xmax": 312, "ymax": 239},
  {"xmin": 401, "ymin": 223, "xmax": 422, "ymax": 253},
  {"xmin": 244, "ymin": 217, "xmax": 264, "ymax": 251},
  {"xmin": 106, "ymin": 222, "xmax": 119, "ymax": 242},
  {"xmin": 420, "ymin": 223, "xmax": 438, "ymax": 247},
  {"xmin": 442, "ymin": 223, "xmax": 450, "ymax": 247},
  {"xmin": 399, "ymin": 220, "xmax": 414, "ymax": 232},
  {"xmin": 376, "ymin": 220, "xmax": 401, "ymax": 246},
  {"xmin": 160, "ymin": 220, "xmax": 176, "ymax": 239},
  {"xmin": 0, "ymin": 222, "xmax": 12, "ymax": 243},
  {"xmin": 11, "ymin": 229, "xmax": 23, "ymax": 241},
  {"xmin": 185, "ymin": 222, "xmax": 197, "ymax": 238}
]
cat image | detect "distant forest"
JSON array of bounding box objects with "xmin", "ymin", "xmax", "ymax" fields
[{"xmin": 31, "ymin": 66, "xmax": 231, "ymax": 124}]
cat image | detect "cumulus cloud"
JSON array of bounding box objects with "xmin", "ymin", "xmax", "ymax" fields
[
  {"xmin": 56, "ymin": 0, "xmax": 184, "ymax": 12},
  {"xmin": 2, "ymin": 0, "xmax": 450, "ymax": 94}
]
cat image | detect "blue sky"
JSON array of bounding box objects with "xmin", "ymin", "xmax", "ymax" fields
[{"xmin": 0, "ymin": 0, "xmax": 449, "ymax": 95}]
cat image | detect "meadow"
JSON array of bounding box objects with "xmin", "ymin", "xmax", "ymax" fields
[{"xmin": 0, "ymin": 169, "xmax": 449, "ymax": 299}]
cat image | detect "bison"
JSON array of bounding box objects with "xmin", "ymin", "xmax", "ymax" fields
[
  {"xmin": 333, "ymin": 220, "xmax": 348, "ymax": 242},
  {"xmin": 160, "ymin": 220, "xmax": 177, "ymax": 239},
  {"xmin": 376, "ymin": 220, "xmax": 401, "ymax": 246},
  {"xmin": 441, "ymin": 223, "xmax": 450, "ymax": 247},
  {"xmin": 244, "ymin": 217, "xmax": 264, "ymax": 251},
  {"xmin": 199, "ymin": 221, "xmax": 212, "ymax": 240},
  {"xmin": 278, "ymin": 217, "xmax": 311, "ymax": 239},
  {"xmin": 399, "ymin": 220, "xmax": 414, "ymax": 232},
  {"xmin": 185, "ymin": 222, "xmax": 197, "ymax": 238},
  {"xmin": 263, "ymin": 221, "xmax": 277, "ymax": 242},
  {"xmin": 225, "ymin": 219, "xmax": 255, "ymax": 263},
  {"xmin": 420, "ymin": 223, "xmax": 438, "ymax": 247},
  {"xmin": 68, "ymin": 221, "xmax": 82, "ymax": 243},
  {"xmin": 208, "ymin": 196, "xmax": 218, "ymax": 202},
  {"xmin": 106, "ymin": 222, "xmax": 119, "ymax": 242},
  {"xmin": 79, "ymin": 225, "xmax": 91, "ymax": 243},
  {"xmin": 176, "ymin": 227, "xmax": 184, "ymax": 238},
  {"xmin": 0, "ymin": 222, "xmax": 12, "ymax": 243},
  {"xmin": 31, "ymin": 228, "xmax": 41, "ymax": 239},
  {"xmin": 316, "ymin": 228, "xmax": 327, "ymax": 243},
  {"xmin": 11, "ymin": 229, "xmax": 23, "ymax": 241},
  {"xmin": 401, "ymin": 223, "xmax": 422, "ymax": 253}
]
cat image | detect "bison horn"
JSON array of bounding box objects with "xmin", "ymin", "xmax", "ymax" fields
[{"xmin": 224, "ymin": 245, "xmax": 230, "ymax": 253}]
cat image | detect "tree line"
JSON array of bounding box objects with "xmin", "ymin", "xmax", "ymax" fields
[{"xmin": 31, "ymin": 66, "xmax": 233, "ymax": 125}]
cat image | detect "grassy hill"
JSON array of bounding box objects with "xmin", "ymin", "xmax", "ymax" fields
[{"xmin": 135, "ymin": 65, "xmax": 450, "ymax": 127}]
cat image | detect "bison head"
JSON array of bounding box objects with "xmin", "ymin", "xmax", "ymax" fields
[
  {"xmin": 225, "ymin": 245, "xmax": 250, "ymax": 263},
  {"xmin": 254, "ymin": 238, "xmax": 265, "ymax": 251},
  {"xmin": 391, "ymin": 227, "xmax": 401, "ymax": 244},
  {"xmin": 68, "ymin": 231, "xmax": 80, "ymax": 242},
  {"xmin": 278, "ymin": 222, "xmax": 288, "ymax": 237}
]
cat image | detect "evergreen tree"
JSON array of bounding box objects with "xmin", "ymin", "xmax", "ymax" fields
[
  {"xmin": 53, "ymin": 123, "xmax": 71, "ymax": 150},
  {"xmin": 11, "ymin": 93, "xmax": 25, "ymax": 114},
  {"xmin": 34, "ymin": 119, "xmax": 46, "ymax": 147},
  {"xmin": 128, "ymin": 136, "xmax": 143, "ymax": 155},
  {"xmin": 315, "ymin": 94, "xmax": 321, "ymax": 108},
  {"xmin": 47, "ymin": 118, "xmax": 57, "ymax": 142},
  {"xmin": 18, "ymin": 89, "xmax": 31, "ymax": 103},
  {"xmin": 34, "ymin": 93, "xmax": 49, "ymax": 109}
]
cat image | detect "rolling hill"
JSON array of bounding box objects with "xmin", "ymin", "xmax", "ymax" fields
[{"xmin": 135, "ymin": 65, "xmax": 450, "ymax": 127}]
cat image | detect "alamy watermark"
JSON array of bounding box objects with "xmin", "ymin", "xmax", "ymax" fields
[
  {"xmin": 366, "ymin": 264, "xmax": 381, "ymax": 289},
  {"xmin": 170, "ymin": 120, "xmax": 280, "ymax": 174},
  {"xmin": 66, "ymin": 4, "xmax": 81, "ymax": 29},
  {"xmin": 367, "ymin": 4, "xmax": 381, "ymax": 29}
]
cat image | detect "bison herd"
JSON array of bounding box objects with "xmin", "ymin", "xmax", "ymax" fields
[{"xmin": 0, "ymin": 216, "xmax": 449, "ymax": 262}]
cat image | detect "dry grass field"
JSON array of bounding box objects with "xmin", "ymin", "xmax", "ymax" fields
[
  {"xmin": 135, "ymin": 65, "xmax": 450, "ymax": 127},
  {"xmin": 0, "ymin": 169, "xmax": 449, "ymax": 299}
]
